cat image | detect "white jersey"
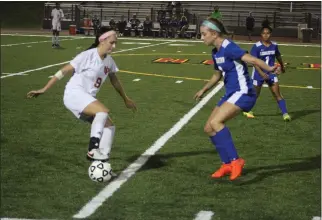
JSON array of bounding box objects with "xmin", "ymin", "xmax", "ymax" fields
[
  {"xmin": 51, "ymin": 8, "xmax": 64, "ymax": 22},
  {"xmin": 66, "ymin": 48, "xmax": 119, "ymax": 97}
]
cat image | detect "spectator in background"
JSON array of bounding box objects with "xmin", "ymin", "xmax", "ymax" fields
[
  {"xmin": 159, "ymin": 14, "xmax": 169, "ymax": 38},
  {"xmin": 117, "ymin": 15, "xmax": 127, "ymax": 36},
  {"xmin": 179, "ymin": 15, "xmax": 189, "ymax": 38},
  {"xmin": 166, "ymin": 2, "xmax": 173, "ymax": 17},
  {"xmin": 130, "ymin": 14, "xmax": 140, "ymax": 36},
  {"xmin": 210, "ymin": 6, "xmax": 222, "ymax": 21},
  {"xmin": 246, "ymin": 12, "xmax": 255, "ymax": 41},
  {"xmin": 92, "ymin": 15, "xmax": 101, "ymax": 36},
  {"xmin": 169, "ymin": 15, "xmax": 179, "ymax": 38},
  {"xmin": 183, "ymin": 9, "xmax": 191, "ymax": 23},
  {"xmin": 175, "ymin": 2, "xmax": 182, "ymax": 18},
  {"xmin": 262, "ymin": 17, "xmax": 271, "ymax": 27},
  {"xmin": 143, "ymin": 16, "xmax": 153, "ymax": 36},
  {"xmin": 158, "ymin": 4, "xmax": 166, "ymax": 20},
  {"xmin": 109, "ymin": 18, "xmax": 116, "ymax": 30}
]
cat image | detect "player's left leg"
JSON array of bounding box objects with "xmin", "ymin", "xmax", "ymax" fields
[
  {"xmin": 56, "ymin": 23, "xmax": 61, "ymax": 47},
  {"xmin": 269, "ymin": 77, "xmax": 291, "ymax": 121},
  {"xmin": 99, "ymin": 118, "xmax": 115, "ymax": 159},
  {"xmin": 208, "ymin": 101, "xmax": 244, "ymax": 180}
]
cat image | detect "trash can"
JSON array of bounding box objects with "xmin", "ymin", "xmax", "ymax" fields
[
  {"xmin": 298, "ymin": 23, "xmax": 307, "ymax": 39},
  {"xmin": 301, "ymin": 28, "xmax": 313, "ymax": 43},
  {"xmin": 69, "ymin": 25, "xmax": 76, "ymax": 35}
]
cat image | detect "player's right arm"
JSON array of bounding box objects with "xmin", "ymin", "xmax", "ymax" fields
[
  {"xmin": 26, "ymin": 64, "xmax": 74, "ymax": 98},
  {"xmin": 194, "ymin": 70, "xmax": 222, "ymax": 101}
]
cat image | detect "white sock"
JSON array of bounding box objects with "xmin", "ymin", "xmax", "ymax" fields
[
  {"xmin": 99, "ymin": 126, "xmax": 115, "ymax": 156},
  {"xmin": 55, "ymin": 36, "xmax": 59, "ymax": 45},
  {"xmin": 52, "ymin": 36, "xmax": 55, "ymax": 44},
  {"xmin": 90, "ymin": 112, "xmax": 108, "ymax": 139}
]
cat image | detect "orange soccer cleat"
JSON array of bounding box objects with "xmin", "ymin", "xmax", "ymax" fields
[
  {"xmin": 230, "ymin": 158, "xmax": 245, "ymax": 180},
  {"xmin": 211, "ymin": 163, "xmax": 232, "ymax": 178}
]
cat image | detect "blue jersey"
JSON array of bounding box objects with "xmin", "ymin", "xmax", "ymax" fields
[
  {"xmin": 212, "ymin": 39, "xmax": 254, "ymax": 96},
  {"xmin": 250, "ymin": 41, "xmax": 281, "ymax": 75}
]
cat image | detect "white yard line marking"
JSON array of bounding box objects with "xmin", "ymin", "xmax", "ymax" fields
[
  {"xmin": 132, "ymin": 78, "xmax": 141, "ymax": 81},
  {"xmin": 1, "ymin": 41, "xmax": 172, "ymax": 79},
  {"xmin": 175, "ymin": 80, "xmax": 183, "ymax": 83},
  {"xmin": 194, "ymin": 211, "xmax": 215, "ymax": 220},
  {"xmin": 307, "ymin": 86, "xmax": 314, "ymax": 89},
  {"xmin": 1, "ymin": 218, "xmax": 56, "ymax": 220},
  {"xmin": 73, "ymin": 82, "xmax": 224, "ymax": 219},
  {"xmin": 1, "ymin": 34, "xmax": 320, "ymax": 47},
  {"xmin": 1, "ymin": 38, "xmax": 85, "ymax": 47}
]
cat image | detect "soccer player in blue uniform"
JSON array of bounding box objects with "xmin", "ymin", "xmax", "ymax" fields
[
  {"xmin": 243, "ymin": 25, "xmax": 291, "ymax": 121},
  {"xmin": 194, "ymin": 18, "xmax": 280, "ymax": 180}
]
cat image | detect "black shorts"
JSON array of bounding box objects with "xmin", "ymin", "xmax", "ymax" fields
[{"xmin": 246, "ymin": 27, "xmax": 254, "ymax": 32}]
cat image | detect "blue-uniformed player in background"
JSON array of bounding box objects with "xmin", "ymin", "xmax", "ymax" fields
[
  {"xmin": 243, "ymin": 25, "xmax": 291, "ymax": 121},
  {"xmin": 194, "ymin": 18, "xmax": 280, "ymax": 181}
]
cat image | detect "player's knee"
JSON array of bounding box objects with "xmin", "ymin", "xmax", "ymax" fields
[
  {"xmin": 209, "ymin": 119, "xmax": 223, "ymax": 132},
  {"xmin": 204, "ymin": 123, "xmax": 213, "ymax": 134}
]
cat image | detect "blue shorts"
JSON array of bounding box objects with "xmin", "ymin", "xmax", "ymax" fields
[
  {"xmin": 252, "ymin": 72, "xmax": 278, "ymax": 87},
  {"xmin": 217, "ymin": 92, "xmax": 257, "ymax": 112}
]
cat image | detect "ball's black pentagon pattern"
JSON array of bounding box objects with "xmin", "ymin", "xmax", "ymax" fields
[
  {"xmin": 103, "ymin": 170, "xmax": 109, "ymax": 177},
  {"xmin": 97, "ymin": 163, "xmax": 104, "ymax": 169},
  {"xmin": 90, "ymin": 166, "xmax": 96, "ymax": 172},
  {"xmin": 97, "ymin": 177, "xmax": 104, "ymax": 182}
]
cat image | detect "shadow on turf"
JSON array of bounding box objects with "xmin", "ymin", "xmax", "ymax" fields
[
  {"xmin": 235, "ymin": 155, "xmax": 321, "ymax": 186},
  {"xmin": 254, "ymin": 109, "xmax": 320, "ymax": 121},
  {"xmin": 127, "ymin": 150, "xmax": 216, "ymax": 171}
]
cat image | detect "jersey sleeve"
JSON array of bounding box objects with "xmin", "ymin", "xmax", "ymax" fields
[
  {"xmin": 275, "ymin": 44, "xmax": 281, "ymax": 57},
  {"xmin": 70, "ymin": 53, "xmax": 84, "ymax": 73},
  {"xmin": 250, "ymin": 44, "xmax": 258, "ymax": 58},
  {"xmin": 51, "ymin": 10, "xmax": 54, "ymax": 17},
  {"xmin": 224, "ymin": 43, "xmax": 246, "ymax": 60},
  {"xmin": 60, "ymin": 9, "xmax": 64, "ymax": 19}
]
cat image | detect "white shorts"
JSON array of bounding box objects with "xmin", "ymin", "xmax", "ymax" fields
[
  {"xmin": 63, "ymin": 89, "xmax": 97, "ymax": 119},
  {"xmin": 52, "ymin": 21, "xmax": 61, "ymax": 31}
]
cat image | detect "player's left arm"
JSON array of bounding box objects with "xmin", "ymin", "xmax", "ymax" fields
[
  {"xmin": 108, "ymin": 73, "xmax": 137, "ymax": 112},
  {"xmin": 275, "ymin": 45, "xmax": 285, "ymax": 73},
  {"xmin": 60, "ymin": 9, "xmax": 64, "ymax": 21}
]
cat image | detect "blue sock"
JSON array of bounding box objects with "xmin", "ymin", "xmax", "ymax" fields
[
  {"xmin": 277, "ymin": 99, "xmax": 288, "ymax": 115},
  {"xmin": 210, "ymin": 126, "xmax": 239, "ymax": 163}
]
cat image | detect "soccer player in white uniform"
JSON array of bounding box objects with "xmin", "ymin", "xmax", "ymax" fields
[
  {"xmin": 27, "ymin": 29, "xmax": 137, "ymax": 161},
  {"xmin": 51, "ymin": 3, "xmax": 64, "ymax": 48}
]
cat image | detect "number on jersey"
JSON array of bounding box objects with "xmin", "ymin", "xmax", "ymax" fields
[{"xmin": 94, "ymin": 77, "xmax": 102, "ymax": 88}]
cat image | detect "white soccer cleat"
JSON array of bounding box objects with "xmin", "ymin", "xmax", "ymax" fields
[{"xmin": 87, "ymin": 148, "xmax": 109, "ymax": 161}]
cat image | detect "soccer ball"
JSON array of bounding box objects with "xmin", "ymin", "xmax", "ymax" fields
[{"xmin": 88, "ymin": 161, "xmax": 112, "ymax": 183}]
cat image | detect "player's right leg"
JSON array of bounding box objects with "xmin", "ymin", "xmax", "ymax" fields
[
  {"xmin": 243, "ymin": 75, "xmax": 263, "ymax": 118},
  {"xmin": 82, "ymin": 100, "xmax": 110, "ymax": 161},
  {"xmin": 64, "ymin": 90, "xmax": 109, "ymax": 161},
  {"xmin": 52, "ymin": 30, "xmax": 57, "ymax": 48}
]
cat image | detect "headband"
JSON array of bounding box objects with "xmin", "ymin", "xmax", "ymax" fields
[
  {"xmin": 201, "ymin": 20, "xmax": 221, "ymax": 32},
  {"xmin": 99, "ymin": 31, "xmax": 117, "ymax": 42}
]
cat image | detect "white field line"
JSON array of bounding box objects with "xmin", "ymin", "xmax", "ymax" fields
[
  {"xmin": 1, "ymin": 33, "xmax": 321, "ymax": 47},
  {"xmin": 73, "ymin": 82, "xmax": 224, "ymax": 219},
  {"xmin": 1, "ymin": 38, "xmax": 85, "ymax": 47},
  {"xmin": 194, "ymin": 211, "xmax": 215, "ymax": 220},
  {"xmin": 1, "ymin": 41, "xmax": 172, "ymax": 79},
  {"xmin": 1, "ymin": 218, "xmax": 56, "ymax": 220}
]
